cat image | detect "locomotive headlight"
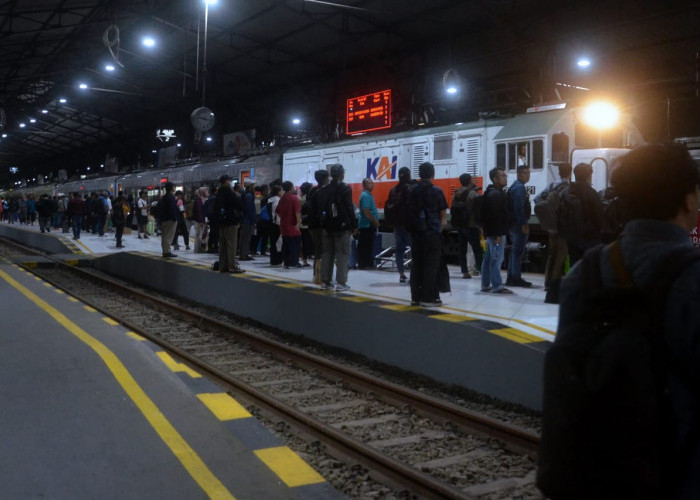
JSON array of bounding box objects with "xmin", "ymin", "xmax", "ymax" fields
[{"xmin": 582, "ymin": 102, "xmax": 619, "ymax": 129}]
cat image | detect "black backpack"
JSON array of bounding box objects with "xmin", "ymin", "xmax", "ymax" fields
[
  {"xmin": 537, "ymin": 242, "xmax": 700, "ymax": 500},
  {"xmin": 322, "ymin": 183, "xmax": 350, "ymax": 232},
  {"xmin": 385, "ymin": 183, "xmax": 410, "ymax": 228},
  {"xmin": 450, "ymin": 187, "xmax": 469, "ymax": 228},
  {"xmin": 556, "ymin": 184, "xmax": 583, "ymax": 239},
  {"xmin": 152, "ymin": 197, "xmax": 167, "ymax": 221}
]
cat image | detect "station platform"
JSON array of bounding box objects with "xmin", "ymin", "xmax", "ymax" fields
[
  {"xmin": 0, "ymin": 222, "xmax": 555, "ymax": 409},
  {"xmin": 0, "ymin": 256, "xmax": 341, "ymax": 499}
]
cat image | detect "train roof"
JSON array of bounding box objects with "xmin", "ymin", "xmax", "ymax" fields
[
  {"xmin": 493, "ymin": 109, "xmax": 568, "ymax": 140},
  {"xmin": 284, "ymin": 117, "xmax": 511, "ymax": 154}
]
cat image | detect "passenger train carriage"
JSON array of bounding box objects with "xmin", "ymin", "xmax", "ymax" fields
[{"xmin": 283, "ymin": 105, "xmax": 645, "ymax": 220}]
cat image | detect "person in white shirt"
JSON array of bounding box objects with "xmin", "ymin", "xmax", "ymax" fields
[{"xmin": 137, "ymin": 191, "xmax": 150, "ymax": 239}]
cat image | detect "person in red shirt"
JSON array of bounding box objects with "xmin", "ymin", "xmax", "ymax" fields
[{"xmin": 275, "ymin": 181, "xmax": 302, "ymax": 269}]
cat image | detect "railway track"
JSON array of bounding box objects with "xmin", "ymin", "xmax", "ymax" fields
[{"xmin": 0, "ymin": 237, "xmax": 542, "ymax": 499}]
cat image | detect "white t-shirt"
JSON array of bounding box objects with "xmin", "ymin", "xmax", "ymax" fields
[{"xmin": 138, "ymin": 198, "xmax": 148, "ymax": 216}]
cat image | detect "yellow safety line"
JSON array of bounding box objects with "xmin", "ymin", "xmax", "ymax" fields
[
  {"xmin": 0, "ymin": 268, "xmax": 235, "ymax": 500},
  {"xmin": 72, "ymin": 238, "xmax": 93, "ymax": 254}
]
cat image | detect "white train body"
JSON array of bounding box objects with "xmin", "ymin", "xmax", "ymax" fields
[{"xmin": 283, "ymin": 106, "xmax": 644, "ymax": 212}]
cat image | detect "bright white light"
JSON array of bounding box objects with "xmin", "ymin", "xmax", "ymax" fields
[
  {"xmin": 59, "ymin": 98, "xmax": 67, "ymax": 103},
  {"xmin": 19, "ymin": 123, "xmax": 25, "ymax": 128},
  {"xmin": 205, "ymin": 0, "xmax": 218, "ymax": 5},
  {"xmin": 446, "ymin": 86, "xmax": 458, "ymax": 95},
  {"xmin": 577, "ymin": 58, "xmax": 591, "ymax": 68},
  {"xmin": 176, "ymin": 143, "xmax": 182, "ymax": 147},
  {"xmin": 100, "ymin": 164, "xmax": 104, "ymax": 168},
  {"xmin": 582, "ymin": 102, "xmax": 619, "ymax": 129},
  {"xmin": 2, "ymin": 134, "xmax": 7, "ymax": 138},
  {"xmin": 41, "ymin": 109, "xmax": 48, "ymax": 114},
  {"xmin": 152, "ymin": 150, "xmax": 157, "ymax": 153},
  {"xmin": 79, "ymin": 83, "xmax": 88, "ymax": 89},
  {"xmin": 29, "ymin": 118, "xmax": 36, "ymax": 123},
  {"xmin": 206, "ymin": 136, "xmax": 213, "ymax": 142},
  {"xmin": 105, "ymin": 64, "xmax": 116, "ymax": 72},
  {"xmin": 142, "ymin": 37, "xmax": 156, "ymax": 48},
  {"xmin": 292, "ymin": 118, "xmax": 301, "ymax": 125}
]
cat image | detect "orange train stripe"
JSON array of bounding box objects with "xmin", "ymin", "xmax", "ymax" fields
[{"xmin": 348, "ymin": 177, "xmax": 484, "ymax": 209}]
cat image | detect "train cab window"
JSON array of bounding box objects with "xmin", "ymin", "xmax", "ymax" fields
[
  {"xmin": 552, "ymin": 133, "xmax": 569, "ymax": 163},
  {"xmin": 433, "ymin": 135, "xmax": 453, "ymax": 160},
  {"xmin": 508, "ymin": 143, "xmax": 517, "ymax": 171},
  {"xmin": 532, "ymin": 139, "xmax": 543, "ymax": 169},
  {"xmin": 496, "ymin": 144, "xmax": 506, "ymax": 169}
]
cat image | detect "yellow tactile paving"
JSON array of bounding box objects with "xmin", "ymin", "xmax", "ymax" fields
[
  {"xmin": 254, "ymin": 446, "xmax": 326, "ymax": 488},
  {"xmin": 380, "ymin": 304, "xmax": 422, "ymax": 312},
  {"xmin": 43, "ymin": 282, "xmax": 52, "ymax": 288},
  {"xmin": 197, "ymin": 393, "xmax": 252, "ymax": 421},
  {"xmin": 489, "ymin": 327, "xmax": 542, "ymax": 344},
  {"xmin": 276, "ymin": 283, "xmax": 306, "ymax": 289},
  {"xmin": 431, "ymin": 313, "xmax": 477, "ymax": 323},
  {"xmin": 54, "ymin": 289, "xmax": 65, "ymax": 294},
  {"xmin": 156, "ymin": 352, "xmax": 202, "ymax": 378},
  {"xmin": 340, "ymin": 295, "xmax": 373, "ymax": 303},
  {"xmin": 102, "ymin": 317, "xmax": 119, "ymax": 326},
  {"xmin": 126, "ymin": 331, "xmax": 147, "ymax": 341},
  {"xmin": 83, "ymin": 305, "xmax": 97, "ymax": 312},
  {"xmin": 68, "ymin": 297, "xmax": 79, "ymax": 303}
]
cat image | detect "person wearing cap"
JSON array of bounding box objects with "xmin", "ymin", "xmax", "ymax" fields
[
  {"xmin": 505, "ymin": 164, "xmax": 533, "ymax": 288},
  {"xmin": 160, "ymin": 181, "xmax": 179, "ymax": 257},
  {"xmin": 317, "ymin": 163, "xmax": 357, "ymax": 291},
  {"xmin": 239, "ymin": 179, "xmax": 256, "ymax": 261},
  {"xmin": 406, "ymin": 162, "xmax": 448, "ymax": 307},
  {"xmin": 306, "ymin": 170, "xmax": 330, "ymax": 283},
  {"xmin": 214, "ymin": 175, "xmax": 245, "ymax": 273}
]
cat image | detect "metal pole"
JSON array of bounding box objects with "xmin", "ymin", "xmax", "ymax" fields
[
  {"xmin": 202, "ymin": 2, "xmax": 209, "ymax": 106},
  {"xmin": 195, "ymin": 13, "xmax": 201, "ymax": 93}
]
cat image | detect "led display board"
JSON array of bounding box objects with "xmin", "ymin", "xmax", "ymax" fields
[{"xmin": 347, "ymin": 89, "xmax": 391, "ymax": 135}]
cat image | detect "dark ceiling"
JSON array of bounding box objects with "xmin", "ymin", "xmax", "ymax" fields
[{"xmin": 1, "ymin": 0, "xmax": 700, "ymax": 186}]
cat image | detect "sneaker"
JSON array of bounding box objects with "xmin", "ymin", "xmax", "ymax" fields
[
  {"xmin": 492, "ymin": 287, "xmax": 514, "ymax": 294},
  {"xmin": 399, "ymin": 275, "xmax": 407, "ymax": 284},
  {"xmin": 230, "ymin": 267, "xmax": 245, "ymax": 274},
  {"xmin": 410, "ymin": 301, "xmax": 420, "ymax": 306},
  {"xmin": 143, "ymin": 235, "xmax": 149, "ymax": 239},
  {"xmin": 506, "ymin": 278, "xmax": 532, "ymax": 288},
  {"xmin": 480, "ymin": 287, "xmax": 492, "ymax": 293},
  {"xmin": 321, "ymin": 282, "xmax": 333, "ymax": 290},
  {"xmin": 462, "ymin": 273, "xmax": 472, "ymax": 279},
  {"xmin": 173, "ymin": 245, "xmax": 180, "ymax": 250},
  {"xmin": 335, "ymin": 283, "xmax": 350, "ymax": 291},
  {"xmin": 162, "ymin": 253, "xmax": 178, "ymax": 258},
  {"xmin": 419, "ymin": 300, "xmax": 443, "ymax": 308},
  {"xmin": 138, "ymin": 235, "xmax": 142, "ymax": 239}
]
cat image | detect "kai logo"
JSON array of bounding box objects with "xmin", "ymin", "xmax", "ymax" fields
[{"xmin": 366, "ymin": 155, "xmax": 397, "ymax": 181}]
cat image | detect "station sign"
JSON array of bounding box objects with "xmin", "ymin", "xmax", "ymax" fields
[
  {"xmin": 156, "ymin": 129, "xmax": 177, "ymax": 142},
  {"xmin": 347, "ymin": 89, "xmax": 391, "ymax": 135}
]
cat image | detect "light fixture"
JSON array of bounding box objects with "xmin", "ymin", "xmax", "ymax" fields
[
  {"xmin": 577, "ymin": 58, "xmax": 591, "ymax": 68},
  {"xmin": 446, "ymin": 86, "xmax": 458, "ymax": 95},
  {"xmin": 41, "ymin": 109, "xmax": 48, "ymax": 114},
  {"xmin": 100, "ymin": 164, "xmax": 104, "ymax": 168},
  {"xmin": 176, "ymin": 143, "xmax": 182, "ymax": 147},
  {"xmin": 19, "ymin": 123, "xmax": 25, "ymax": 128},
  {"xmin": 292, "ymin": 118, "xmax": 301, "ymax": 125},
  {"xmin": 205, "ymin": 0, "xmax": 218, "ymax": 5},
  {"xmin": 2, "ymin": 133, "xmax": 7, "ymax": 138},
  {"xmin": 86, "ymin": 167, "xmax": 90, "ymax": 171},
  {"xmin": 142, "ymin": 37, "xmax": 156, "ymax": 48},
  {"xmin": 29, "ymin": 118, "xmax": 36, "ymax": 123},
  {"xmin": 105, "ymin": 64, "xmax": 116, "ymax": 72},
  {"xmin": 206, "ymin": 136, "xmax": 213, "ymax": 142},
  {"xmin": 79, "ymin": 83, "xmax": 88, "ymax": 90},
  {"xmin": 582, "ymin": 102, "xmax": 619, "ymax": 129},
  {"xmin": 59, "ymin": 98, "xmax": 67, "ymax": 103},
  {"xmin": 151, "ymin": 149, "xmax": 157, "ymax": 153}
]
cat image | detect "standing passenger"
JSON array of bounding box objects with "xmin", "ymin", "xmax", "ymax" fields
[
  {"xmin": 67, "ymin": 192, "xmax": 86, "ymax": 240},
  {"xmin": 276, "ymin": 181, "xmax": 302, "ymax": 269},
  {"xmin": 452, "ymin": 173, "xmax": 483, "ymax": 279},
  {"xmin": 112, "ymin": 194, "xmax": 127, "ymax": 248},
  {"xmin": 407, "ymin": 162, "xmax": 447, "ymax": 307},
  {"xmin": 307, "ymin": 170, "xmax": 330, "ymax": 283},
  {"xmin": 506, "ymin": 165, "xmax": 532, "ymax": 287},
  {"xmin": 317, "ymin": 163, "xmax": 357, "ymax": 291},
  {"xmin": 480, "ymin": 167, "xmax": 512, "ymax": 294},
  {"xmin": 192, "ymin": 187, "xmax": 208, "ymax": 253},
  {"xmin": 267, "ymin": 185, "xmax": 283, "ymax": 266},
  {"xmin": 137, "ymin": 191, "xmax": 150, "ymax": 239},
  {"xmin": 171, "ymin": 191, "xmax": 189, "ymax": 251},
  {"xmin": 385, "ymin": 167, "xmax": 413, "ymax": 283},
  {"xmin": 36, "ymin": 194, "xmax": 53, "ymax": 233},
  {"xmin": 215, "ymin": 175, "xmax": 244, "ymax": 273},
  {"xmin": 160, "ymin": 182, "xmax": 178, "ymax": 258},
  {"xmin": 239, "ymin": 179, "xmax": 256, "ymax": 261},
  {"xmin": 357, "ymin": 178, "xmax": 380, "ymax": 269},
  {"xmin": 256, "ymin": 185, "xmax": 271, "ymax": 256}
]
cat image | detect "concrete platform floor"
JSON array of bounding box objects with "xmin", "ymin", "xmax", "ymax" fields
[
  {"xmin": 0, "ymin": 256, "xmax": 341, "ymax": 499},
  {"xmin": 1, "ymin": 221, "xmax": 557, "ymax": 342}
]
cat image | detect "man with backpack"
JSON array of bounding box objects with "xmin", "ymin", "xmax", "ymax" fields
[
  {"xmin": 305, "ymin": 170, "xmax": 330, "ymax": 284},
  {"xmin": 506, "ymin": 165, "xmax": 532, "ymax": 287},
  {"xmin": 534, "ymin": 162, "xmax": 571, "ymax": 295},
  {"xmin": 451, "ymin": 173, "xmax": 482, "ymax": 280},
  {"xmin": 158, "ymin": 181, "xmax": 179, "ymax": 258},
  {"xmin": 215, "ymin": 175, "xmax": 245, "ymax": 273},
  {"xmin": 558, "ymin": 162, "xmax": 603, "ymax": 265},
  {"xmin": 385, "ymin": 167, "xmax": 412, "ymax": 283},
  {"xmin": 538, "ymin": 143, "xmax": 700, "ymax": 499},
  {"xmin": 317, "ymin": 163, "xmax": 357, "ymax": 291}
]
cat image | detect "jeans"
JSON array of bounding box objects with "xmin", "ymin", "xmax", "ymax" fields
[
  {"xmin": 394, "ymin": 228, "xmax": 411, "ymax": 275},
  {"xmin": 94, "ymin": 215, "xmax": 105, "ymax": 236},
  {"xmin": 458, "ymin": 227, "xmax": 483, "ymax": 274},
  {"xmin": 481, "ymin": 235, "xmax": 506, "ymax": 291},
  {"xmin": 507, "ymin": 225, "xmax": 529, "ymax": 282},
  {"xmin": 409, "ymin": 232, "xmax": 442, "ymax": 303},
  {"xmin": 282, "ymin": 235, "xmax": 301, "ymax": 267},
  {"xmin": 357, "ymin": 226, "xmax": 377, "ymax": 269},
  {"xmin": 72, "ymin": 216, "xmax": 82, "ymax": 239},
  {"xmin": 321, "ymin": 230, "xmax": 351, "ymax": 285}
]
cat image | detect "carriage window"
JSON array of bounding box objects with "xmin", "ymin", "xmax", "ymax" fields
[
  {"xmin": 496, "ymin": 144, "xmax": 506, "ymax": 169},
  {"xmin": 433, "ymin": 135, "xmax": 453, "ymax": 160},
  {"xmin": 532, "ymin": 140, "xmax": 543, "ymax": 169},
  {"xmin": 508, "ymin": 143, "xmax": 517, "ymax": 171},
  {"xmin": 552, "ymin": 133, "xmax": 569, "ymax": 163}
]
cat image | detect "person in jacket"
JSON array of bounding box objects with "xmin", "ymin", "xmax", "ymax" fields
[
  {"xmin": 192, "ymin": 187, "xmax": 208, "ymax": 253},
  {"xmin": 306, "ymin": 170, "xmax": 329, "ymax": 283},
  {"xmin": 171, "ymin": 191, "xmax": 189, "ymax": 251},
  {"xmin": 267, "ymin": 184, "xmax": 284, "ymax": 266},
  {"xmin": 317, "ymin": 163, "xmax": 357, "ymax": 291},
  {"xmin": 66, "ymin": 192, "xmax": 86, "ymax": 240},
  {"xmin": 386, "ymin": 167, "xmax": 413, "ymax": 283},
  {"xmin": 564, "ymin": 163, "xmax": 604, "ymax": 265},
  {"xmin": 407, "ymin": 162, "xmax": 448, "ymax": 307},
  {"xmin": 112, "ymin": 194, "xmax": 127, "ymax": 248},
  {"xmin": 506, "ymin": 165, "xmax": 532, "ymax": 287},
  {"xmin": 256, "ymin": 185, "xmax": 271, "ymax": 256},
  {"xmin": 276, "ymin": 181, "xmax": 302, "ymax": 268},
  {"xmin": 542, "ymin": 163, "xmax": 572, "ymax": 290},
  {"xmin": 160, "ymin": 182, "xmax": 179, "ymax": 258},
  {"xmin": 36, "ymin": 194, "xmax": 53, "ymax": 233},
  {"xmin": 136, "ymin": 191, "xmax": 150, "ymax": 239},
  {"xmin": 215, "ymin": 175, "xmax": 245, "ymax": 273},
  {"xmin": 543, "ymin": 143, "xmax": 700, "ymax": 499},
  {"xmin": 239, "ymin": 179, "xmax": 256, "ymax": 261},
  {"xmin": 480, "ymin": 167, "xmax": 512, "ymax": 294},
  {"xmin": 453, "ymin": 173, "xmax": 482, "ymax": 280}
]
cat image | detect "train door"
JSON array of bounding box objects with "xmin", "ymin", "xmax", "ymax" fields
[
  {"xmin": 455, "ymin": 134, "xmax": 482, "ymax": 190},
  {"xmin": 404, "ymin": 140, "xmax": 430, "ymax": 180}
]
